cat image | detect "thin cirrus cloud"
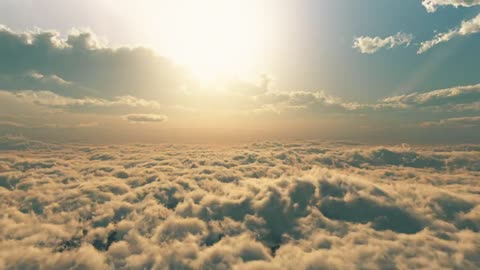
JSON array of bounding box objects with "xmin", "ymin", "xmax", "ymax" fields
[
  {"xmin": 123, "ymin": 114, "xmax": 168, "ymax": 123},
  {"xmin": 380, "ymin": 83, "xmax": 480, "ymax": 110},
  {"xmin": 9, "ymin": 90, "xmax": 161, "ymax": 109},
  {"xmin": 418, "ymin": 13, "xmax": 480, "ymax": 53},
  {"xmin": 422, "ymin": 0, "xmax": 480, "ymax": 12},
  {"xmin": 352, "ymin": 32, "xmax": 413, "ymax": 54},
  {"xmin": 421, "ymin": 116, "xmax": 480, "ymax": 127}
]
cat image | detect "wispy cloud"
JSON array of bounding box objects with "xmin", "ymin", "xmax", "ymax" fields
[
  {"xmin": 421, "ymin": 116, "xmax": 480, "ymax": 127},
  {"xmin": 381, "ymin": 83, "xmax": 480, "ymax": 110},
  {"xmin": 123, "ymin": 114, "xmax": 168, "ymax": 123},
  {"xmin": 418, "ymin": 13, "xmax": 480, "ymax": 54},
  {"xmin": 353, "ymin": 32, "xmax": 413, "ymax": 54},
  {"xmin": 4, "ymin": 90, "xmax": 162, "ymax": 110}
]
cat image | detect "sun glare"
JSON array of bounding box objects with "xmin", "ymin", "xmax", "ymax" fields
[{"xmin": 149, "ymin": 0, "xmax": 273, "ymax": 81}]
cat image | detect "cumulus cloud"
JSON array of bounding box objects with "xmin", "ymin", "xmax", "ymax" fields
[
  {"xmin": 0, "ymin": 25, "xmax": 186, "ymax": 99},
  {"xmin": 353, "ymin": 32, "xmax": 413, "ymax": 54},
  {"xmin": 418, "ymin": 13, "xmax": 480, "ymax": 53},
  {"xmin": 421, "ymin": 116, "xmax": 480, "ymax": 127},
  {"xmin": 422, "ymin": 0, "xmax": 480, "ymax": 12},
  {"xmin": 0, "ymin": 137, "xmax": 479, "ymax": 269},
  {"xmin": 123, "ymin": 114, "xmax": 168, "ymax": 123}
]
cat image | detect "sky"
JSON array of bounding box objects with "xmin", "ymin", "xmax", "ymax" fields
[{"xmin": 0, "ymin": 0, "xmax": 479, "ymax": 143}]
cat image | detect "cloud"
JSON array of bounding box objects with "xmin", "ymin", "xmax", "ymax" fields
[
  {"xmin": 418, "ymin": 13, "xmax": 480, "ymax": 53},
  {"xmin": 353, "ymin": 32, "xmax": 413, "ymax": 54},
  {"xmin": 0, "ymin": 121, "xmax": 26, "ymax": 128},
  {"xmin": 0, "ymin": 120, "xmax": 98, "ymax": 129},
  {"xmin": 421, "ymin": 116, "xmax": 480, "ymax": 127},
  {"xmin": 254, "ymin": 90, "xmax": 353, "ymax": 112},
  {"xmin": 0, "ymin": 138, "xmax": 479, "ymax": 269},
  {"xmin": 0, "ymin": 25, "xmax": 186, "ymax": 100},
  {"xmin": 254, "ymin": 83, "xmax": 480, "ymax": 115},
  {"xmin": 0, "ymin": 135, "xmax": 57, "ymax": 150},
  {"xmin": 0, "ymin": 90, "xmax": 162, "ymax": 113},
  {"xmin": 123, "ymin": 114, "xmax": 168, "ymax": 123},
  {"xmin": 381, "ymin": 83, "xmax": 480, "ymax": 111},
  {"xmin": 421, "ymin": 0, "xmax": 480, "ymax": 12}
]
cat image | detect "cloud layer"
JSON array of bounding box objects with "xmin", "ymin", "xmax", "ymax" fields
[{"xmin": 1, "ymin": 137, "xmax": 479, "ymax": 269}]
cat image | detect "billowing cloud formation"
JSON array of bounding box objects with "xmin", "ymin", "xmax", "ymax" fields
[
  {"xmin": 0, "ymin": 25, "xmax": 186, "ymax": 99},
  {"xmin": 422, "ymin": 0, "xmax": 480, "ymax": 12},
  {"xmin": 422, "ymin": 116, "xmax": 480, "ymax": 127},
  {"xmin": 0, "ymin": 137, "xmax": 479, "ymax": 269},
  {"xmin": 353, "ymin": 33, "xmax": 413, "ymax": 54},
  {"xmin": 418, "ymin": 13, "xmax": 480, "ymax": 53},
  {"xmin": 123, "ymin": 114, "xmax": 168, "ymax": 123}
]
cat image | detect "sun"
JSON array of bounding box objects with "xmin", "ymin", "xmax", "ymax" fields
[{"xmin": 148, "ymin": 0, "xmax": 274, "ymax": 81}]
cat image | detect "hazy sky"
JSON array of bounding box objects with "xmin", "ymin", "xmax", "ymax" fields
[{"xmin": 0, "ymin": 0, "xmax": 479, "ymax": 143}]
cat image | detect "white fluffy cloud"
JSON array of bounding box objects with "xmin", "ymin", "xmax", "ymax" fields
[
  {"xmin": 353, "ymin": 33, "xmax": 413, "ymax": 54},
  {"xmin": 356, "ymin": 3, "xmax": 480, "ymax": 54},
  {"xmin": 0, "ymin": 137, "xmax": 479, "ymax": 269},
  {"xmin": 418, "ymin": 13, "xmax": 480, "ymax": 53},
  {"xmin": 422, "ymin": 0, "xmax": 480, "ymax": 12}
]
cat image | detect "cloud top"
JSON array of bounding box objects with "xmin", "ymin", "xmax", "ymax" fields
[{"xmin": 0, "ymin": 139, "xmax": 479, "ymax": 269}]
